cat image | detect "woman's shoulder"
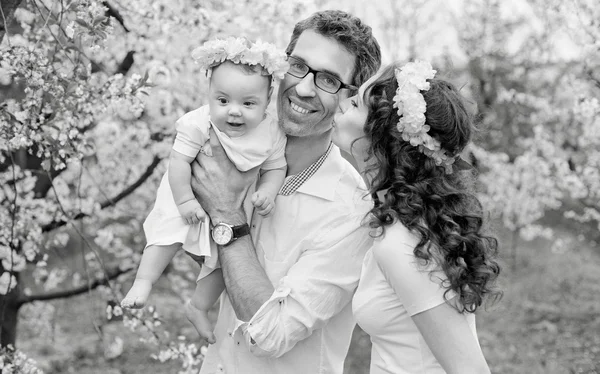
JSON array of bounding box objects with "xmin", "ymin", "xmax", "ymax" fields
[{"xmin": 371, "ymin": 223, "xmax": 420, "ymax": 266}]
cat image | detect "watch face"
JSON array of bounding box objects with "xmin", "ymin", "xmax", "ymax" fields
[{"xmin": 212, "ymin": 224, "xmax": 233, "ymax": 245}]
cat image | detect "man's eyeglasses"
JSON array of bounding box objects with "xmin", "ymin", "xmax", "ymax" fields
[{"xmin": 285, "ymin": 55, "xmax": 357, "ymax": 94}]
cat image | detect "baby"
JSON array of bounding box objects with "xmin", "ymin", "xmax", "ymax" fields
[{"xmin": 121, "ymin": 37, "xmax": 289, "ymax": 343}]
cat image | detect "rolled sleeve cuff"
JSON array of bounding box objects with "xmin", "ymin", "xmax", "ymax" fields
[{"xmin": 232, "ymin": 285, "xmax": 292, "ymax": 358}]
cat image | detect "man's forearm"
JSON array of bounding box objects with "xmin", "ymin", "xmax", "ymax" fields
[{"xmin": 214, "ymin": 211, "xmax": 274, "ymax": 321}]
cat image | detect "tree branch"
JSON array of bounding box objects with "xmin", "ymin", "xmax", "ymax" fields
[
  {"xmin": 16, "ymin": 264, "xmax": 133, "ymax": 306},
  {"xmin": 102, "ymin": 1, "xmax": 128, "ymax": 32},
  {"xmin": 0, "ymin": 0, "xmax": 23, "ymax": 43},
  {"xmin": 116, "ymin": 50, "xmax": 135, "ymax": 75},
  {"xmin": 41, "ymin": 156, "xmax": 162, "ymax": 232},
  {"xmin": 587, "ymin": 69, "xmax": 600, "ymax": 89}
]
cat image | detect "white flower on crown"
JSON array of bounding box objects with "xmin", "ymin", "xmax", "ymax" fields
[
  {"xmin": 191, "ymin": 37, "xmax": 289, "ymax": 81},
  {"xmin": 225, "ymin": 38, "xmax": 248, "ymax": 63},
  {"xmin": 393, "ymin": 60, "xmax": 456, "ymax": 174}
]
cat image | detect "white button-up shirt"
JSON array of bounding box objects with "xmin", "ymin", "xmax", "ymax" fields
[{"xmin": 199, "ymin": 145, "xmax": 373, "ymax": 374}]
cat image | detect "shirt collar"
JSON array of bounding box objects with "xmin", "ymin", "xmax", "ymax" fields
[{"xmin": 279, "ymin": 143, "xmax": 346, "ymax": 201}]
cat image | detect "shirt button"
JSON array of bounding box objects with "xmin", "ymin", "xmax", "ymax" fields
[{"xmin": 228, "ymin": 331, "xmax": 232, "ymax": 336}]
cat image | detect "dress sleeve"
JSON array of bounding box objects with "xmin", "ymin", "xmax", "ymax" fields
[
  {"xmin": 260, "ymin": 114, "xmax": 287, "ymax": 171},
  {"xmin": 237, "ymin": 212, "xmax": 372, "ymax": 358},
  {"xmin": 172, "ymin": 106, "xmax": 210, "ymax": 158},
  {"xmin": 372, "ymin": 225, "xmax": 456, "ymax": 316}
]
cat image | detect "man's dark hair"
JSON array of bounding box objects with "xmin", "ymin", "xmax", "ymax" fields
[{"xmin": 286, "ymin": 10, "xmax": 382, "ymax": 90}]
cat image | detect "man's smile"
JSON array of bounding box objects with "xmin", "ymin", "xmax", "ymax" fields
[
  {"xmin": 288, "ymin": 97, "xmax": 318, "ymax": 115},
  {"xmin": 290, "ymin": 102, "xmax": 311, "ymax": 114}
]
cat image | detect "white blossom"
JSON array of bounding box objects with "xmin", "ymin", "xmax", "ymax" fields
[{"xmin": 0, "ymin": 272, "xmax": 17, "ymax": 295}]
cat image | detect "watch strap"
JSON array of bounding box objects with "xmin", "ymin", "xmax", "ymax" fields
[{"xmin": 231, "ymin": 223, "xmax": 250, "ymax": 240}]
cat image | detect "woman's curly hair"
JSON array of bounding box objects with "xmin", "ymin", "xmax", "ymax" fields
[{"xmin": 359, "ymin": 63, "xmax": 502, "ymax": 313}]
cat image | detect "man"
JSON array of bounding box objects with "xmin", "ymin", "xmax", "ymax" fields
[{"xmin": 191, "ymin": 10, "xmax": 381, "ymax": 374}]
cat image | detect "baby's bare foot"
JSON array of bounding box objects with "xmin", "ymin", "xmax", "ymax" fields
[
  {"xmin": 121, "ymin": 279, "xmax": 153, "ymax": 309},
  {"xmin": 185, "ymin": 300, "xmax": 216, "ymax": 344}
]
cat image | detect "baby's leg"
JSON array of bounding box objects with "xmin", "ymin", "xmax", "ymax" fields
[
  {"xmin": 185, "ymin": 268, "xmax": 225, "ymax": 343},
  {"xmin": 121, "ymin": 243, "xmax": 180, "ymax": 309}
]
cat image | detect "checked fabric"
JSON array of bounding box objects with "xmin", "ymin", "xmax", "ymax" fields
[{"xmin": 278, "ymin": 142, "xmax": 333, "ymax": 196}]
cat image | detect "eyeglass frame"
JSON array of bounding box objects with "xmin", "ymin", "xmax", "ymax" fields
[{"xmin": 285, "ymin": 55, "xmax": 358, "ymax": 94}]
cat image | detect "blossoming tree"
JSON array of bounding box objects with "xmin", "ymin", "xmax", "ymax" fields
[
  {"xmin": 454, "ymin": 0, "xmax": 600, "ymax": 263},
  {"xmin": 2, "ymin": 0, "xmax": 598, "ymax": 371},
  {"xmin": 0, "ymin": 0, "xmax": 313, "ymax": 370},
  {"xmin": 348, "ymin": 0, "xmax": 599, "ymax": 267}
]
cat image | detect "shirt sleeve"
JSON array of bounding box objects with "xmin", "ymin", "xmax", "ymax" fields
[
  {"xmin": 239, "ymin": 212, "xmax": 372, "ymax": 358},
  {"xmin": 372, "ymin": 225, "xmax": 456, "ymax": 316},
  {"xmin": 172, "ymin": 106, "xmax": 210, "ymax": 158},
  {"xmin": 260, "ymin": 114, "xmax": 287, "ymax": 171}
]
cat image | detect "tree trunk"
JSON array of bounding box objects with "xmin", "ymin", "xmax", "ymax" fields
[
  {"xmin": 0, "ymin": 0, "xmax": 24, "ymax": 43},
  {"xmin": 0, "ymin": 281, "xmax": 22, "ymax": 348}
]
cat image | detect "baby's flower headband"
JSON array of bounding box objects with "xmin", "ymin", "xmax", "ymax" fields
[
  {"xmin": 191, "ymin": 37, "xmax": 289, "ymax": 80},
  {"xmin": 393, "ymin": 60, "xmax": 457, "ymax": 174}
]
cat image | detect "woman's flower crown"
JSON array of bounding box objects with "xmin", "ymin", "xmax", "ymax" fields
[
  {"xmin": 191, "ymin": 37, "xmax": 289, "ymax": 80},
  {"xmin": 393, "ymin": 60, "xmax": 456, "ymax": 174}
]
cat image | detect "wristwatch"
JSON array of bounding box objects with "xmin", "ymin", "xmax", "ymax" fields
[{"xmin": 211, "ymin": 222, "xmax": 250, "ymax": 246}]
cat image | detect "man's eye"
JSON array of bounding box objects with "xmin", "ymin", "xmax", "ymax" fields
[
  {"xmin": 319, "ymin": 74, "xmax": 338, "ymax": 88},
  {"xmin": 350, "ymin": 100, "xmax": 358, "ymax": 108},
  {"xmin": 290, "ymin": 62, "xmax": 305, "ymax": 71}
]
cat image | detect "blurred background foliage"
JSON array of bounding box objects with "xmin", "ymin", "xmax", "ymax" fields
[{"xmin": 0, "ymin": 0, "xmax": 598, "ymax": 373}]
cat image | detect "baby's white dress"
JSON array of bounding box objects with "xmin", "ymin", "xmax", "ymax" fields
[{"xmin": 143, "ymin": 105, "xmax": 287, "ymax": 275}]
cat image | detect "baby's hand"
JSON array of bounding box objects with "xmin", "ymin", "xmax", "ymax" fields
[
  {"xmin": 251, "ymin": 190, "xmax": 275, "ymax": 216},
  {"xmin": 177, "ymin": 199, "xmax": 206, "ymax": 225}
]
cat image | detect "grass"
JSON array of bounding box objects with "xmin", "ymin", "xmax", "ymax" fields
[{"xmin": 16, "ymin": 223, "xmax": 600, "ymax": 374}]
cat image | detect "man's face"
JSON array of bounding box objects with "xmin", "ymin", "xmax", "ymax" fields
[{"xmin": 277, "ymin": 30, "xmax": 356, "ymax": 137}]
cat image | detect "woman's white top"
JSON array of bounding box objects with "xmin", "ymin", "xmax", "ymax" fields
[{"xmin": 353, "ymin": 223, "xmax": 478, "ymax": 374}]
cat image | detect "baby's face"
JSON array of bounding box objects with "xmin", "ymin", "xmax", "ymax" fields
[{"xmin": 208, "ymin": 62, "xmax": 272, "ymax": 138}]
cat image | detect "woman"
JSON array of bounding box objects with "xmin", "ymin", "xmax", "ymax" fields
[{"xmin": 333, "ymin": 61, "xmax": 502, "ymax": 374}]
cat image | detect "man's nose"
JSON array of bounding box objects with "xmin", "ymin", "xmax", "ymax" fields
[{"xmin": 294, "ymin": 73, "xmax": 317, "ymax": 98}]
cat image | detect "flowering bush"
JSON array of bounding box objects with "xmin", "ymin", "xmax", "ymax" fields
[
  {"xmin": 451, "ymin": 0, "xmax": 600, "ymax": 248},
  {"xmin": 0, "ymin": 345, "xmax": 44, "ymax": 374}
]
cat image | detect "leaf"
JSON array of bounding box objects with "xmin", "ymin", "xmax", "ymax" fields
[
  {"xmin": 141, "ymin": 70, "xmax": 149, "ymax": 84},
  {"xmin": 75, "ymin": 19, "xmax": 89, "ymax": 28},
  {"xmin": 64, "ymin": 44, "xmax": 79, "ymax": 52},
  {"xmin": 93, "ymin": 16, "xmax": 108, "ymax": 26}
]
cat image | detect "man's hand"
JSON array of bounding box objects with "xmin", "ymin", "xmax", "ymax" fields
[{"xmin": 190, "ymin": 128, "xmax": 259, "ymax": 222}]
